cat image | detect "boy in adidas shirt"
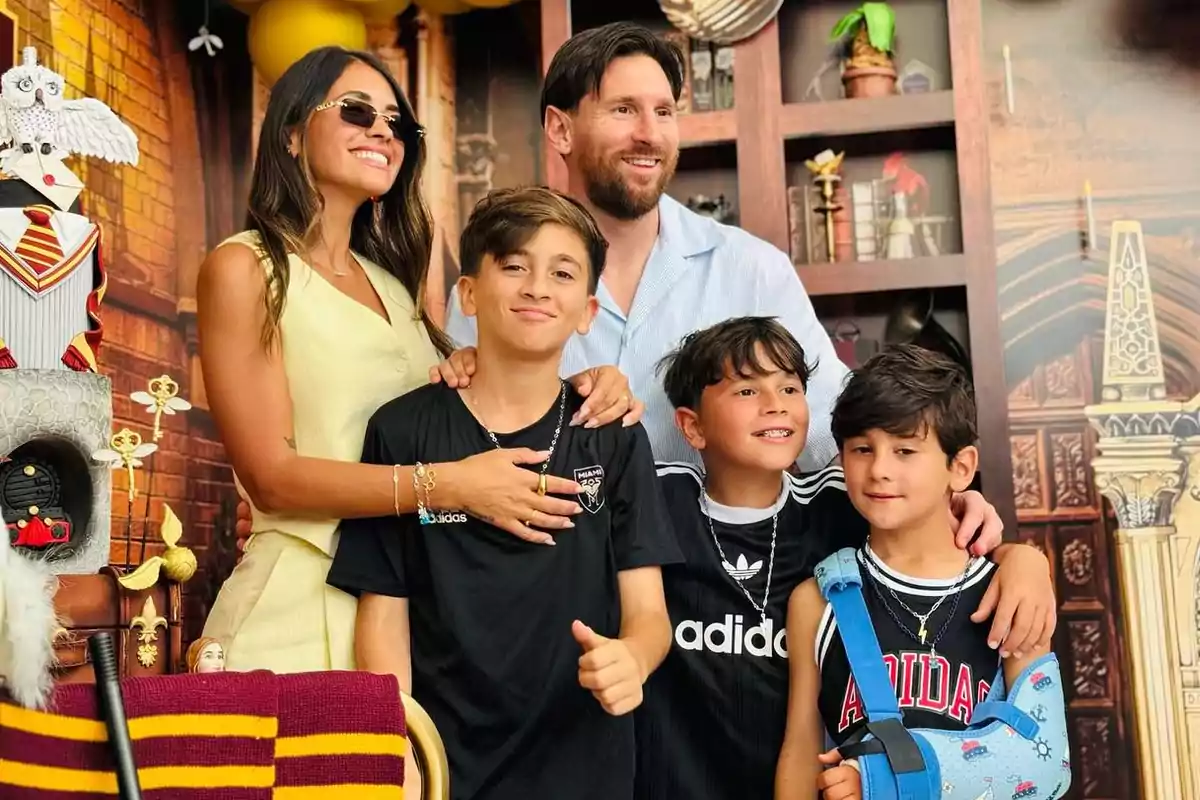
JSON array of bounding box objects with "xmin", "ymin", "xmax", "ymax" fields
[
  {"xmin": 327, "ymin": 187, "xmax": 681, "ymax": 800},
  {"xmin": 635, "ymin": 318, "xmax": 1054, "ymax": 800},
  {"xmin": 775, "ymin": 346, "xmax": 1056, "ymax": 799}
]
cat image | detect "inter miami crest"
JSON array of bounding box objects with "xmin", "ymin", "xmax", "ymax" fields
[{"xmin": 574, "ymin": 465, "xmax": 605, "ymax": 514}]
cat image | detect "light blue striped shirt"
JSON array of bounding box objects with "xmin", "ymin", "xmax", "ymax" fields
[{"xmin": 444, "ymin": 194, "xmax": 848, "ymax": 471}]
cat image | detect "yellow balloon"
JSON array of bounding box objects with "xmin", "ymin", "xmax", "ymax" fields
[
  {"xmin": 248, "ymin": 0, "xmax": 368, "ymax": 85},
  {"xmin": 415, "ymin": 0, "xmax": 473, "ymax": 14},
  {"xmin": 357, "ymin": 0, "xmax": 413, "ymax": 21}
]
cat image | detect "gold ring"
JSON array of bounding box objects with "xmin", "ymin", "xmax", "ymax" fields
[
  {"xmin": 622, "ymin": 393, "xmax": 631, "ymax": 405},
  {"xmin": 537, "ymin": 473, "xmax": 547, "ymax": 496}
]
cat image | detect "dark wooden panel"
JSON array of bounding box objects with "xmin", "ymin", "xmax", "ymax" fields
[
  {"xmin": 948, "ymin": 0, "xmax": 1016, "ymax": 535},
  {"xmin": 733, "ymin": 19, "xmax": 787, "ymax": 252}
]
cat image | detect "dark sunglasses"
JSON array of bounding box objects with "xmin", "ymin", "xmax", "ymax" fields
[{"xmin": 314, "ymin": 98, "xmax": 424, "ymax": 141}]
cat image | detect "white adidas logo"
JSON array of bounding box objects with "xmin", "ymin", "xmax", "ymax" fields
[
  {"xmin": 674, "ymin": 614, "xmax": 788, "ymax": 659},
  {"xmin": 722, "ymin": 553, "xmax": 763, "ymax": 581},
  {"xmin": 423, "ymin": 511, "xmax": 468, "ymax": 524}
]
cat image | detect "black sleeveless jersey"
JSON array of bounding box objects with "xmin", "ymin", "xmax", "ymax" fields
[{"xmin": 816, "ymin": 545, "xmax": 1000, "ymax": 746}]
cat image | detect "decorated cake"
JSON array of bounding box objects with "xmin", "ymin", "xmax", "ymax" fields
[{"xmin": 0, "ymin": 46, "xmax": 139, "ymax": 707}]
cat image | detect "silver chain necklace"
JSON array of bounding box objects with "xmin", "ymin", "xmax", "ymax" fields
[
  {"xmin": 700, "ymin": 487, "xmax": 778, "ymax": 627},
  {"xmin": 471, "ymin": 380, "xmax": 567, "ymax": 491},
  {"xmin": 863, "ymin": 543, "xmax": 976, "ymax": 645}
]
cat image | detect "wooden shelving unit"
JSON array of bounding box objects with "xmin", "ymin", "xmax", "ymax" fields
[{"xmin": 537, "ymin": 0, "xmax": 1015, "ymax": 532}]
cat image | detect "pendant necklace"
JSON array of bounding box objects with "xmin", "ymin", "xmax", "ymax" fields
[
  {"xmin": 700, "ymin": 485, "xmax": 778, "ymax": 628},
  {"xmin": 470, "ymin": 380, "xmax": 566, "ymax": 497},
  {"xmin": 860, "ymin": 545, "xmax": 975, "ymax": 670}
]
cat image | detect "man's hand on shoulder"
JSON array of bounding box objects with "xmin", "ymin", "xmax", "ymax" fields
[
  {"xmin": 972, "ymin": 543, "xmax": 1056, "ymax": 659},
  {"xmin": 948, "ymin": 489, "xmax": 1003, "ymax": 555},
  {"xmin": 428, "ymin": 346, "xmax": 477, "ymax": 388}
]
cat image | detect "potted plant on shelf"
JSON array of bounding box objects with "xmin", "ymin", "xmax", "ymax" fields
[{"xmin": 831, "ymin": 2, "xmax": 897, "ymax": 99}]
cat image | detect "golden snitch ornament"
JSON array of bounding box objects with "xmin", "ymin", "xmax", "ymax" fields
[{"xmin": 117, "ymin": 504, "xmax": 197, "ymax": 590}]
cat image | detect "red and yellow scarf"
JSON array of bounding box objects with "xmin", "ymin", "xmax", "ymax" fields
[{"xmin": 0, "ymin": 670, "xmax": 407, "ymax": 799}]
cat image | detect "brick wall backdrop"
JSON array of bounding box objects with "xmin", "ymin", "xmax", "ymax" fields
[{"xmin": 3, "ymin": 0, "xmax": 234, "ymax": 642}]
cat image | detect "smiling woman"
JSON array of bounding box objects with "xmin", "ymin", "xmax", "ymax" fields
[{"xmin": 195, "ymin": 47, "xmax": 591, "ymax": 676}]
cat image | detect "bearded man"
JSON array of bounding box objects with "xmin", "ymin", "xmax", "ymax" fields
[{"xmin": 443, "ymin": 22, "xmax": 850, "ymax": 472}]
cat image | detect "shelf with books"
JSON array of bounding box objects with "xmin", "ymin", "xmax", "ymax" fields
[
  {"xmin": 796, "ymin": 254, "xmax": 968, "ymax": 297},
  {"xmin": 780, "ymin": 91, "xmax": 955, "ymax": 140},
  {"xmin": 678, "ymin": 109, "xmax": 737, "ymax": 148}
]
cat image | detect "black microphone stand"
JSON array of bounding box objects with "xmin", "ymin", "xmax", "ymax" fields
[{"xmin": 88, "ymin": 632, "xmax": 144, "ymax": 800}]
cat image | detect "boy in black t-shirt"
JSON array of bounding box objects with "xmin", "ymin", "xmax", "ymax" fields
[
  {"xmin": 775, "ymin": 346, "xmax": 1057, "ymax": 800},
  {"xmin": 635, "ymin": 319, "xmax": 1054, "ymax": 800},
  {"xmin": 327, "ymin": 187, "xmax": 681, "ymax": 800}
]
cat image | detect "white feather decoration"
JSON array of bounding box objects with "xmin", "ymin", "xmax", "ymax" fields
[{"xmin": 0, "ymin": 515, "xmax": 61, "ymax": 709}]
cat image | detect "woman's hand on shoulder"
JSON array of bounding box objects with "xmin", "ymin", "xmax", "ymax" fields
[
  {"xmin": 567, "ymin": 366, "xmax": 643, "ymax": 428},
  {"xmin": 438, "ymin": 448, "xmax": 585, "ymax": 545}
]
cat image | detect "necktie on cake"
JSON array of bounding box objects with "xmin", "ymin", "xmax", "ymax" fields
[
  {"xmin": 14, "ymin": 206, "xmax": 63, "ymax": 275},
  {"xmin": 0, "ymin": 205, "xmax": 67, "ymax": 370}
]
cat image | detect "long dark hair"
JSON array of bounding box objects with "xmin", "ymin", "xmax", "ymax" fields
[{"xmin": 245, "ymin": 46, "xmax": 452, "ymax": 355}]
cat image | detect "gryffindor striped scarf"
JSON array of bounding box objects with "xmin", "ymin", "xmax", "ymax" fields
[{"xmin": 0, "ymin": 670, "xmax": 407, "ymax": 798}]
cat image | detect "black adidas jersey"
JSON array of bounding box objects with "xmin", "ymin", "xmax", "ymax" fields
[
  {"xmin": 327, "ymin": 382, "xmax": 683, "ymax": 800},
  {"xmin": 634, "ymin": 463, "xmax": 867, "ymax": 800},
  {"xmin": 816, "ymin": 546, "xmax": 1000, "ymax": 746}
]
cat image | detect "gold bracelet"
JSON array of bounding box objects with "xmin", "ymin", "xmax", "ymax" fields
[
  {"xmin": 414, "ymin": 462, "xmax": 437, "ymax": 524},
  {"xmin": 392, "ymin": 464, "xmax": 401, "ymax": 517},
  {"xmin": 422, "ymin": 464, "xmax": 437, "ymax": 507},
  {"xmin": 413, "ymin": 464, "xmax": 427, "ymax": 522}
]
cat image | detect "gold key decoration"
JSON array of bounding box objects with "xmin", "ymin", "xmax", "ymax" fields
[
  {"xmin": 92, "ymin": 428, "xmax": 158, "ymax": 501},
  {"xmin": 130, "ymin": 374, "xmax": 193, "ymax": 442}
]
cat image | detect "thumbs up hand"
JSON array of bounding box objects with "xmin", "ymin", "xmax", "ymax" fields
[{"xmin": 572, "ymin": 619, "xmax": 645, "ymax": 716}]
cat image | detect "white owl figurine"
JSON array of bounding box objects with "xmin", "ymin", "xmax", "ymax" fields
[{"xmin": 0, "ymin": 47, "xmax": 138, "ymax": 172}]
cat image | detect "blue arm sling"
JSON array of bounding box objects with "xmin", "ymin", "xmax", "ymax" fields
[{"xmin": 812, "ymin": 548, "xmax": 1072, "ymax": 800}]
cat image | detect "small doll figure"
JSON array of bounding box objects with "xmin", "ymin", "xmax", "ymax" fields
[{"xmin": 185, "ymin": 636, "xmax": 226, "ymax": 674}]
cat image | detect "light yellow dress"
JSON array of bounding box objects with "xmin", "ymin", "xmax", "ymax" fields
[{"xmin": 202, "ymin": 231, "xmax": 439, "ymax": 673}]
